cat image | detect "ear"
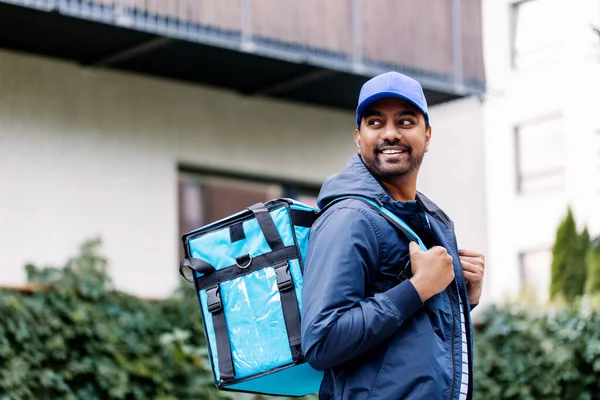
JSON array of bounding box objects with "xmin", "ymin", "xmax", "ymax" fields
[
  {"xmin": 425, "ymin": 124, "xmax": 432, "ymax": 153},
  {"xmin": 354, "ymin": 128, "xmax": 361, "ymax": 150}
]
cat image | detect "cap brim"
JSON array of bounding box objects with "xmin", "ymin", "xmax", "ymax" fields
[{"xmin": 356, "ymin": 91, "xmax": 429, "ymax": 127}]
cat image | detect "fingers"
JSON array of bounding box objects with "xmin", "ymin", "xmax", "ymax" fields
[
  {"xmin": 459, "ymin": 260, "xmax": 480, "ymax": 273},
  {"xmin": 461, "ymin": 260, "xmax": 484, "ymax": 286},
  {"xmin": 459, "ymin": 256, "xmax": 484, "ymax": 265},
  {"xmin": 458, "ymin": 249, "xmax": 485, "ymax": 259},
  {"xmin": 462, "ymin": 270, "xmax": 480, "ymax": 283},
  {"xmin": 459, "ymin": 249, "xmax": 485, "ymax": 274},
  {"xmin": 409, "ymin": 241, "xmax": 422, "ymax": 255}
]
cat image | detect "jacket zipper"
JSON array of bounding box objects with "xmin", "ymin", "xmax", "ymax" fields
[
  {"xmin": 418, "ymin": 210, "xmax": 458, "ymax": 398},
  {"xmin": 449, "ymin": 285, "xmax": 456, "ymax": 398},
  {"xmin": 450, "ymin": 238, "xmax": 471, "ymax": 400}
]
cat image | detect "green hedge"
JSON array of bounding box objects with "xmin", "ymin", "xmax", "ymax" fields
[
  {"xmin": 474, "ymin": 301, "xmax": 600, "ymax": 400},
  {"xmin": 0, "ymin": 239, "xmax": 223, "ymax": 400},
  {"xmin": 0, "ymin": 239, "xmax": 309, "ymax": 400},
  {"xmin": 2, "ymin": 239, "xmax": 600, "ymax": 399}
]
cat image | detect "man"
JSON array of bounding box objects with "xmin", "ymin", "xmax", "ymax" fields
[{"xmin": 301, "ymin": 71, "xmax": 485, "ymax": 400}]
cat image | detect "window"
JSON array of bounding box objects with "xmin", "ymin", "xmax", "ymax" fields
[
  {"xmin": 178, "ymin": 168, "xmax": 319, "ymax": 259},
  {"xmin": 514, "ymin": 114, "xmax": 565, "ymax": 194},
  {"xmin": 518, "ymin": 248, "xmax": 552, "ymax": 302},
  {"xmin": 510, "ymin": 0, "xmax": 565, "ymax": 69}
]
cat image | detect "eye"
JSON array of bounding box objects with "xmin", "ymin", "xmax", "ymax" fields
[
  {"xmin": 398, "ymin": 119, "xmax": 415, "ymax": 126},
  {"xmin": 367, "ymin": 119, "xmax": 382, "ymax": 127}
]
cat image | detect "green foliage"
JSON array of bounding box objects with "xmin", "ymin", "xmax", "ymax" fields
[
  {"xmin": 473, "ymin": 299, "xmax": 600, "ymax": 400},
  {"xmin": 0, "ymin": 239, "xmax": 315, "ymax": 400},
  {"xmin": 585, "ymin": 238, "xmax": 600, "ymax": 295},
  {"xmin": 7, "ymin": 238, "xmax": 600, "ymax": 399},
  {"xmin": 550, "ymin": 208, "xmax": 590, "ymax": 300}
]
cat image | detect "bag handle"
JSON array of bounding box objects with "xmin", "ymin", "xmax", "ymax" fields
[
  {"xmin": 179, "ymin": 257, "xmax": 216, "ymax": 283},
  {"xmin": 180, "ymin": 202, "xmax": 285, "ymax": 283}
]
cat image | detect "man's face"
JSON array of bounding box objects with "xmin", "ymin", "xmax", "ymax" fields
[{"xmin": 354, "ymin": 97, "xmax": 431, "ymax": 182}]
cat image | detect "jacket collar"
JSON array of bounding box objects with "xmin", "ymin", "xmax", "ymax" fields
[{"xmin": 318, "ymin": 154, "xmax": 452, "ymax": 228}]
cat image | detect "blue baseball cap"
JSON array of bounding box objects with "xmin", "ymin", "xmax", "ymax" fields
[{"xmin": 356, "ymin": 71, "xmax": 429, "ymax": 127}]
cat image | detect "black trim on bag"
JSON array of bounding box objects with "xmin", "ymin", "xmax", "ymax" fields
[
  {"xmin": 289, "ymin": 209, "xmax": 317, "ymax": 227},
  {"xmin": 249, "ymin": 202, "xmax": 285, "ymax": 251},
  {"xmin": 206, "ymin": 284, "xmax": 235, "ymax": 384},
  {"xmin": 182, "ymin": 199, "xmax": 291, "ymax": 246},
  {"xmin": 191, "ymin": 266, "xmax": 220, "ymax": 389},
  {"xmin": 184, "ymin": 229, "xmax": 224, "ymax": 389},
  {"xmin": 229, "ymin": 222, "xmax": 246, "ymax": 243},
  {"xmin": 275, "ymin": 260, "xmax": 304, "ymax": 364},
  {"xmin": 287, "ymin": 205, "xmax": 309, "ymax": 275},
  {"xmin": 216, "ymin": 361, "xmax": 314, "ymax": 396},
  {"xmin": 194, "ymin": 246, "xmax": 299, "ymax": 291}
]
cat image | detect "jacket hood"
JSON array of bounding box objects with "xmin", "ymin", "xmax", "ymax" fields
[
  {"xmin": 317, "ymin": 154, "xmax": 387, "ymax": 209},
  {"xmin": 317, "ymin": 154, "xmax": 450, "ymax": 225}
]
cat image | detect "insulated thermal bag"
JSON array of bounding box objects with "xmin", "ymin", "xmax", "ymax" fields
[{"xmin": 179, "ymin": 196, "xmax": 426, "ymax": 396}]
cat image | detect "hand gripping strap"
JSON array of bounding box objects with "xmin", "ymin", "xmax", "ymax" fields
[{"xmin": 320, "ymin": 196, "xmax": 428, "ymax": 282}]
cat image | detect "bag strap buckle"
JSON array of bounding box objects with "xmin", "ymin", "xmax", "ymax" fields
[
  {"xmin": 207, "ymin": 286, "xmax": 222, "ymax": 313},
  {"xmin": 275, "ymin": 262, "xmax": 294, "ymax": 292}
]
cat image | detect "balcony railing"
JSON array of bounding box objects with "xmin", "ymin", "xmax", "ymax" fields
[{"xmin": 2, "ymin": 0, "xmax": 485, "ymax": 95}]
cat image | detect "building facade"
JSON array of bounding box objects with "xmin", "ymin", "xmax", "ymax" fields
[
  {"xmin": 0, "ymin": 0, "xmax": 487, "ymax": 299},
  {"xmin": 482, "ymin": 0, "xmax": 600, "ymax": 303}
]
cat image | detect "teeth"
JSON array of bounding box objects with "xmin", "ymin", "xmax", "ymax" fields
[{"xmin": 382, "ymin": 150, "xmax": 404, "ymax": 154}]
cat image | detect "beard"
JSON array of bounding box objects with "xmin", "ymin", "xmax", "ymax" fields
[{"xmin": 363, "ymin": 141, "xmax": 426, "ymax": 181}]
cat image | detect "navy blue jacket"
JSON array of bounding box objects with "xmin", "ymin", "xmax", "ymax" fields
[{"xmin": 301, "ymin": 154, "xmax": 474, "ymax": 400}]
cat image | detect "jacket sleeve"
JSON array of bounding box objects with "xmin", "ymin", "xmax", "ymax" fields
[{"xmin": 300, "ymin": 206, "xmax": 424, "ymax": 371}]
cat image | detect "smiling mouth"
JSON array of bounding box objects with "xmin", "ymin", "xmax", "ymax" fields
[
  {"xmin": 380, "ymin": 149, "xmax": 405, "ymax": 155},
  {"xmin": 378, "ymin": 147, "xmax": 411, "ymax": 156}
]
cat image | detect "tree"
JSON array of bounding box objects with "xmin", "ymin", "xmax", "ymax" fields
[
  {"xmin": 585, "ymin": 237, "xmax": 600, "ymax": 295},
  {"xmin": 550, "ymin": 208, "xmax": 589, "ymax": 300}
]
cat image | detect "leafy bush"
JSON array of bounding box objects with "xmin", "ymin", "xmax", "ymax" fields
[
  {"xmin": 3, "ymin": 239, "xmax": 600, "ymax": 399},
  {"xmin": 0, "ymin": 239, "xmax": 313, "ymax": 400},
  {"xmin": 474, "ymin": 300, "xmax": 600, "ymax": 400}
]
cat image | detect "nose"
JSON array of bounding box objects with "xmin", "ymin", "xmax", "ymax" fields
[{"xmin": 380, "ymin": 122, "xmax": 400, "ymax": 142}]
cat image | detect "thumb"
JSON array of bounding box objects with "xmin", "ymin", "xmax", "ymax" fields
[{"xmin": 409, "ymin": 241, "xmax": 422, "ymax": 256}]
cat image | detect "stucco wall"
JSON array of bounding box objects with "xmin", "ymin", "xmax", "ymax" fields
[{"xmin": 0, "ymin": 49, "xmax": 487, "ymax": 298}]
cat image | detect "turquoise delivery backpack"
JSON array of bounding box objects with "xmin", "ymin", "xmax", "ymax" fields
[{"xmin": 179, "ymin": 196, "xmax": 426, "ymax": 397}]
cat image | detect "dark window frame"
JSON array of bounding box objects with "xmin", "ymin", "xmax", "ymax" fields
[
  {"xmin": 178, "ymin": 163, "xmax": 321, "ymax": 197},
  {"xmin": 177, "ymin": 164, "xmax": 321, "ymax": 259}
]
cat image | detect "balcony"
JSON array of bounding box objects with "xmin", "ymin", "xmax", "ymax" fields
[{"xmin": 0, "ymin": 0, "xmax": 485, "ymax": 110}]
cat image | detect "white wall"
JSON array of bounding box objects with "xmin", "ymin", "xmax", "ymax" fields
[
  {"xmin": 420, "ymin": 96, "xmax": 488, "ymax": 266},
  {"xmin": 0, "ymin": 49, "xmax": 353, "ymax": 297},
  {"xmin": 481, "ymin": 0, "xmax": 600, "ymax": 303},
  {"xmin": 0, "ymin": 48, "xmax": 487, "ymax": 298}
]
